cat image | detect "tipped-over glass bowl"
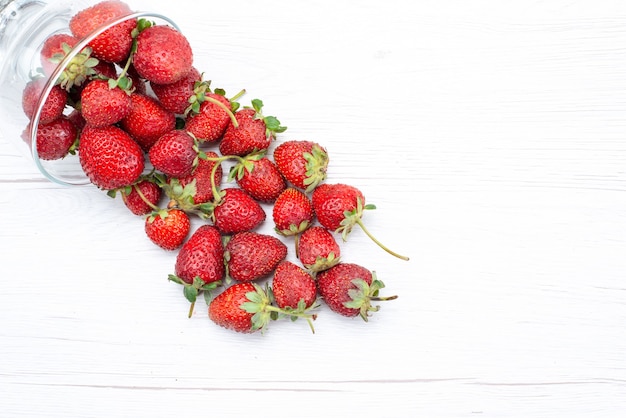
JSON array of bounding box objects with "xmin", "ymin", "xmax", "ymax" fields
[{"xmin": 0, "ymin": 0, "xmax": 179, "ymax": 185}]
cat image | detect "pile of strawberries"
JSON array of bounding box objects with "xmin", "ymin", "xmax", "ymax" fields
[{"xmin": 22, "ymin": 0, "xmax": 409, "ymax": 334}]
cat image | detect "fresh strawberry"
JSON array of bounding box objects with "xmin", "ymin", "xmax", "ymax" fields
[
  {"xmin": 296, "ymin": 226, "xmax": 341, "ymax": 273},
  {"xmin": 150, "ymin": 66, "xmax": 201, "ymax": 115},
  {"xmin": 168, "ymin": 224, "xmax": 225, "ymax": 317},
  {"xmin": 78, "ymin": 125, "xmax": 145, "ymax": 190},
  {"xmin": 40, "ymin": 33, "xmax": 79, "ymax": 76},
  {"xmin": 311, "ymin": 183, "xmax": 409, "ymax": 261},
  {"xmin": 69, "ymin": 0, "xmax": 136, "ymax": 63},
  {"xmin": 272, "ymin": 188, "xmax": 314, "ymax": 236},
  {"xmin": 120, "ymin": 179, "xmax": 162, "ymax": 215},
  {"xmin": 148, "ymin": 130, "xmax": 199, "ymax": 178},
  {"xmin": 224, "ymin": 231, "xmax": 287, "ymax": 282},
  {"xmin": 80, "ymin": 79, "xmax": 132, "ymax": 127},
  {"xmin": 133, "ymin": 24, "xmax": 193, "ymax": 85},
  {"xmin": 271, "ymin": 261, "xmax": 318, "ymax": 310},
  {"xmin": 273, "ymin": 140, "xmax": 328, "ymax": 193},
  {"xmin": 31, "ymin": 116, "xmax": 78, "ymax": 160},
  {"xmin": 119, "ymin": 92, "xmax": 176, "ymax": 151},
  {"xmin": 231, "ymin": 153, "xmax": 286, "ymax": 202},
  {"xmin": 208, "ymin": 282, "xmax": 316, "ymax": 334},
  {"xmin": 185, "ymin": 91, "xmax": 234, "ymax": 143},
  {"xmin": 316, "ymin": 263, "xmax": 397, "ymax": 321},
  {"xmin": 22, "ymin": 79, "xmax": 67, "ymax": 124},
  {"xmin": 145, "ymin": 208, "xmax": 191, "ymax": 251},
  {"xmin": 211, "ymin": 188, "xmax": 266, "ymax": 234},
  {"xmin": 219, "ymin": 99, "xmax": 286, "ymax": 156},
  {"xmin": 174, "ymin": 151, "xmax": 223, "ymax": 205}
]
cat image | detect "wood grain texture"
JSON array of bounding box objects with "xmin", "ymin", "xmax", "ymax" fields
[{"xmin": 1, "ymin": 0, "xmax": 625, "ymax": 417}]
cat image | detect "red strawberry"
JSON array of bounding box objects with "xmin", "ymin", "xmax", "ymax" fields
[
  {"xmin": 212, "ymin": 188, "xmax": 266, "ymax": 234},
  {"xmin": 145, "ymin": 208, "xmax": 191, "ymax": 251},
  {"xmin": 150, "ymin": 66, "xmax": 201, "ymax": 115},
  {"xmin": 296, "ymin": 226, "xmax": 341, "ymax": 273},
  {"xmin": 22, "ymin": 79, "xmax": 67, "ymax": 124},
  {"xmin": 311, "ymin": 183, "xmax": 409, "ymax": 261},
  {"xmin": 32, "ymin": 116, "xmax": 78, "ymax": 160},
  {"xmin": 271, "ymin": 261, "xmax": 318, "ymax": 310},
  {"xmin": 174, "ymin": 151, "xmax": 223, "ymax": 206},
  {"xmin": 133, "ymin": 24, "xmax": 193, "ymax": 85},
  {"xmin": 185, "ymin": 92, "xmax": 234, "ymax": 143},
  {"xmin": 231, "ymin": 153, "xmax": 286, "ymax": 202},
  {"xmin": 148, "ymin": 130, "xmax": 199, "ymax": 178},
  {"xmin": 69, "ymin": 0, "xmax": 136, "ymax": 63},
  {"xmin": 225, "ymin": 232, "xmax": 287, "ymax": 282},
  {"xmin": 119, "ymin": 92, "xmax": 176, "ymax": 151},
  {"xmin": 78, "ymin": 125, "xmax": 145, "ymax": 190},
  {"xmin": 316, "ymin": 263, "xmax": 397, "ymax": 321},
  {"xmin": 272, "ymin": 188, "xmax": 314, "ymax": 236},
  {"xmin": 169, "ymin": 224, "xmax": 225, "ymax": 317},
  {"xmin": 273, "ymin": 140, "xmax": 329, "ymax": 193},
  {"xmin": 208, "ymin": 282, "xmax": 316, "ymax": 334},
  {"xmin": 40, "ymin": 33, "xmax": 79, "ymax": 76},
  {"xmin": 219, "ymin": 99, "xmax": 286, "ymax": 156},
  {"xmin": 80, "ymin": 79, "xmax": 132, "ymax": 127},
  {"xmin": 120, "ymin": 179, "xmax": 162, "ymax": 215}
]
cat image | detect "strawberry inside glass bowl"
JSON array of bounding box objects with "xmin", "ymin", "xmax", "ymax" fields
[{"xmin": 0, "ymin": 0, "xmax": 179, "ymax": 186}]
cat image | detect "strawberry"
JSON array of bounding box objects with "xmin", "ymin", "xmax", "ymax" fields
[
  {"xmin": 273, "ymin": 140, "xmax": 328, "ymax": 193},
  {"xmin": 40, "ymin": 33, "xmax": 79, "ymax": 76},
  {"xmin": 31, "ymin": 116, "xmax": 78, "ymax": 161},
  {"xmin": 208, "ymin": 282, "xmax": 316, "ymax": 334},
  {"xmin": 211, "ymin": 188, "xmax": 266, "ymax": 234},
  {"xmin": 150, "ymin": 66, "xmax": 201, "ymax": 115},
  {"xmin": 272, "ymin": 188, "xmax": 314, "ymax": 236},
  {"xmin": 219, "ymin": 99, "xmax": 286, "ymax": 157},
  {"xmin": 119, "ymin": 92, "xmax": 176, "ymax": 151},
  {"xmin": 311, "ymin": 183, "xmax": 409, "ymax": 261},
  {"xmin": 185, "ymin": 91, "xmax": 234, "ymax": 143},
  {"xmin": 120, "ymin": 179, "xmax": 162, "ymax": 215},
  {"xmin": 172, "ymin": 151, "xmax": 223, "ymax": 206},
  {"xmin": 271, "ymin": 261, "xmax": 318, "ymax": 310},
  {"xmin": 224, "ymin": 232, "xmax": 287, "ymax": 282},
  {"xmin": 169, "ymin": 224, "xmax": 225, "ymax": 317},
  {"xmin": 78, "ymin": 125, "xmax": 145, "ymax": 190},
  {"xmin": 80, "ymin": 79, "xmax": 132, "ymax": 127},
  {"xmin": 133, "ymin": 24, "xmax": 193, "ymax": 85},
  {"xmin": 231, "ymin": 153, "xmax": 286, "ymax": 202},
  {"xmin": 22, "ymin": 79, "xmax": 67, "ymax": 124},
  {"xmin": 296, "ymin": 226, "xmax": 341, "ymax": 273},
  {"xmin": 69, "ymin": 0, "xmax": 136, "ymax": 63},
  {"xmin": 145, "ymin": 208, "xmax": 191, "ymax": 251},
  {"xmin": 148, "ymin": 130, "xmax": 199, "ymax": 178},
  {"xmin": 316, "ymin": 263, "xmax": 397, "ymax": 321}
]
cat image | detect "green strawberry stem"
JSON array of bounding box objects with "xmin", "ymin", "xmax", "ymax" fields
[
  {"xmin": 229, "ymin": 89, "xmax": 246, "ymax": 103},
  {"xmin": 187, "ymin": 300, "xmax": 196, "ymax": 319},
  {"xmin": 264, "ymin": 304, "xmax": 318, "ymax": 334},
  {"xmin": 355, "ymin": 218, "xmax": 409, "ymax": 261}
]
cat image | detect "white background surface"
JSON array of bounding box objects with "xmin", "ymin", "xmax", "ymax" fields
[{"xmin": 1, "ymin": 0, "xmax": 625, "ymax": 416}]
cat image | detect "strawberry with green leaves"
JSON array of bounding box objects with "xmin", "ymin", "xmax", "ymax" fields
[
  {"xmin": 120, "ymin": 179, "xmax": 162, "ymax": 216},
  {"xmin": 80, "ymin": 78, "xmax": 132, "ymax": 127},
  {"xmin": 172, "ymin": 151, "xmax": 223, "ymax": 206},
  {"xmin": 133, "ymin": 24, "xmax": 193, "ymax": 85},
  {"xmin": 40, "ymin": 33, "xmax": 79, "ymax": 77},
  {"xmin": 219, "ymin": 99, "xmax": 286, "ymax": 157},
  {"xmin": 148, "ymin": 130, "xmax": 199, "ymax": 178},
  {"xmin": 316, "ymin": 263, "xmax": 397, "ymax": 321},
  {"xmin": 150, "ymin": 66, "xmax": 201, "ymax": 115},
  {"xmin": 211, "ymin": 188, "xmax": 266, "ymax": 234},
  {"xmin": 169, "ymin": 225, "xmax": 225, "ymax": 317},
  {"xmin": 272, "ymin": 188, "xmax": 314, "ymax": 237},
  {"xmin": 224, "ymin": 232, "xmax": 287, "ymax": 282},
  {"xmin": 296, "ymin": 226, "xmax": 341, "ymax": 273},
  {"xmin": 119, "ymin": 92, "xmax": 176, "ymax": 152},
  {"xmin": 311, "ymin": 183, "xmax": 409, "ymax": 261},
  {"xmin": 230, "ymin": 152, "xmax": 286, "ymax": 203},
  {"xmin": 208, "ymin": 282, "xmax": 317, "ymax": 334},
  {"xmin": 271, "ymin": 261, "xmax": 318, "ymax": 312},
  {"xmin": 145, "ymin": 208, "xmax": 191, "ymax": 251},
  {"xmin": 273, "ymin": 140, "xmax": 329, "ymax": 193},
  {"xmin": 185, "ymin": 89, "xmax": 238, "ymax": 143},
  {"xmin": 78, "ymin": 125, "xmax": 145, "ymax": 190},
  {"xmin": 69, "ymin": 0, "xmax": 136, "ymax": 64}
]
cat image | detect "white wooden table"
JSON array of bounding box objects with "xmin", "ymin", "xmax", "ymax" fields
[{"xmin": 1, "ymin": 0, "xmax": 625, "ymax": 416}]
